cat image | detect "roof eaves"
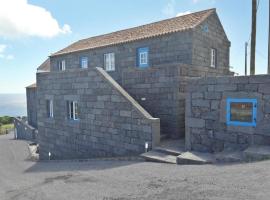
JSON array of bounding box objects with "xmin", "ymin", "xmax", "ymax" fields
[{"xmin": 50, "ymin": 27, "xmax": 193, "ymax": 57}]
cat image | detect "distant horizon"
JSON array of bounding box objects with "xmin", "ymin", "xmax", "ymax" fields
[{"xmin": 0, "ymin": 94, "xmax": 27, "ymax": 117}]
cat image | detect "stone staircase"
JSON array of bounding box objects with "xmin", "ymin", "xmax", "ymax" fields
[
  {"xmin": 141, "ymin": 139, "xmax": 185, "ymax": 164},
  {"xmin": 141, "ymin": 140, "xmax": 270, "ymax": 165}
]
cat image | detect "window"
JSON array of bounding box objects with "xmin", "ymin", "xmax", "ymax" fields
[
  {"xmin": 137, "ymin": 47, "xmax": 149, "ymax": 67},
  {"xmin": 80, "ymin": 57, "xmax": 88, "ymax": 68},
  {"xmin": 67, "ymin": 101, "xmax": 79, "ymax": 120},
  {"xmin": 58, "ymin": 60, "xmax": 66, "ymax": 71},
  {"xmin": 104, "ymin": 53, "xmax": 115, "ymax": 71},
  {"xmin": 226, "ymin": 98, "xmax": 257, "ymax": 127},
  {"xmin": 210, "ymin": 48, "xmax": 216, "ymax": 68},
  {"xmin": 46, "ymin": 100, "xmax": 53, "ymax": 118}
]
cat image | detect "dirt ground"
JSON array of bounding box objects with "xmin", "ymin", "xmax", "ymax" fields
[{"xmin": 0, "ymin": 133, "xmax": 269, "ymax": 200}]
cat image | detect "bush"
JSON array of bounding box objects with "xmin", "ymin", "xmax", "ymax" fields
[{"xmin": 0, "ymin": 116, "xmax": 13, "ymax": 125}]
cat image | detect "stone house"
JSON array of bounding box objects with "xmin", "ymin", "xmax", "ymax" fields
[{"xmin": 23, "ymin": 8, "xmax": 233, "ymax": 160}]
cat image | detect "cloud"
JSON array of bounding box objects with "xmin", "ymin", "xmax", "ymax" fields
[
  {"xmin": 0, "ymin": 44, "xmax": 7, "ymax": 53},
  {"xmin": 6, "ymin": 55, "xmax": 15, "ymax": 60},
  {"xmin": 0, "ymin": 0, "xmax": 72, "ymax": 38},
  {"xmin": 176, "ymin": 11, "xmax": 191, "ymax": 17},
  {"xmin": 0, "ymin": 44, "xmax": 14, "ymax": 60},
  {"xmin": 162, "ymin": 0, "xmax": 175, "ymax": 17}
]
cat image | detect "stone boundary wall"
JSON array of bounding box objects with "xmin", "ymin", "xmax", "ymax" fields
[
  {"xmin": 37, "ymin": 67, "xmax": 160, "ymax": 160},
  {"xmin": 26, "ymin": 87, "xmax": 38, "ymax": 128},
  {"xmin": 122, "ymin": 63, "xmax": 232, "ymax": 138},
  {"xmin": 186, "ymin": 75, "xmax": 270, "ymax": 153},
  {"xmin": 14, "ymin": 117, "xmax": 38, "ymax": 142}
]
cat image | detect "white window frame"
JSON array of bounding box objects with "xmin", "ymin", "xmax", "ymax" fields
[
  {"xmin": 210, "ymin": 48, "xmax": 216, "ymax": 68},
  {"xmin": 58, "ymin": 60, "xmax": 66, "ymax": 71},
  {"xmin": 68, "ymin": 101, "xmax": 79, "ymax": 120},
  {"xmin": 81, "ymin": 57, "xmax": 88, "ymax": 69},
  {"xmin": 46, "ymin": 100, "xmax": 53, "ymax": 118},
  {"xmin": 139, "ymin": 51, "xmax": 148, "ymax": 65},
  {"xmin": 104, "ymin": 53, "xmax": 115, "ymax": 71}
]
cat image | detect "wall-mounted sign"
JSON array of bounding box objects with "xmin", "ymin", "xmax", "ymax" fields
[{"xmin": 226, "ymin": 98, "xmax": 257, "ymax": 127}]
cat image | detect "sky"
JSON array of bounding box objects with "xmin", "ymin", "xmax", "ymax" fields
[{"xmin": 0, "ymin": 0, "xmax": 268, "ymax": 93}]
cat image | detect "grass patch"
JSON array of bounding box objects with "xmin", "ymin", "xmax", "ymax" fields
[{"xmin": 0, "ymin": 123, "xmax": 14, "ymax": 135}]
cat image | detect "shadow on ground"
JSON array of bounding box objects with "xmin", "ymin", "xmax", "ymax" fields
[{"xmin": 24, "ymin": 159, "xmax": 144, "ymax": 173}]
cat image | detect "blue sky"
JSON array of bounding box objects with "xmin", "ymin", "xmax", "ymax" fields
[{"xmin": 0, "ymin": 0, "xmax": 268, "ymax": 93}]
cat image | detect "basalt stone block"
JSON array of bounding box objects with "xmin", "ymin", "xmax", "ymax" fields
[
  {"xmin": 214, "ymin": 84, "xmax": 237, "ymax": 92},
  {"xmin": 258, "ymin": 84, "xmax": 270, "ymax": 94},
  {"xmin": 186, "ymin": 117, "xmax": 205, "ymax": 128},
  {"xmin": 192, "ymin": 99, "xmax": 210, "ymax": 108},
  {"xmin": 205, "ymin": 92, "xmax": 222, "ymax": 100}
]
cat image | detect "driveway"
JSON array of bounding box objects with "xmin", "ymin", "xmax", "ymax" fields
[{"xmin": 0, "ymin": 133, "xmax": 270, "ymax": 200}]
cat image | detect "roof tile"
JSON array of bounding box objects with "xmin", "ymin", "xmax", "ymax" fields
[{"xmin": 52, "ymin": 8, "xmax": 215, "ymax": 56}]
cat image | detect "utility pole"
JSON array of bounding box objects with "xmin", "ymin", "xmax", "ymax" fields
[
  {"xmin": 250, "ymin": 0, "xmax": 257, "ymax": 75},
  {"xmin": 268, "ymin": 0, "xmax": 270, "ymax": 74},
  {"xmin": 245, "ymin": 42, "xmax": 248, "ymax": 75}
]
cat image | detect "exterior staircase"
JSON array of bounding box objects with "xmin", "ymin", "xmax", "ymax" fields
[
  {"xmin": 141, "ymin": 140, "xmax": 270, "ymax": 165},
  {"xmin": 141, "ymin": 139, "xmax": 185, "ymax": 164}
]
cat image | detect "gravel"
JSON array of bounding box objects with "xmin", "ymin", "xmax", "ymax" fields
[{"xmin": 0, "ymin": 134, "xmax": 270, "ymax": 200}]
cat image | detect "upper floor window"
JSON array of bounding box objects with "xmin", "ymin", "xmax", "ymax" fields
[
  {"xmin": 104, "ymin": 53, "xmax": 115, "ymax": 71},
  {"xmin": 58, "ymin": 60, "xmax": 66, "ymax": 71},
  {"xmin": 137, "ymin": 47, "xmax": 149, "ymax": 67},
  {"xmin": 210, "ymin": 48, "xmax": 216, "ymax": 68},
  {"xmin": 80, "ymin": 57, "xmax": 88, "ymax": 68},
  {"xmin": 67, "ymin": 101, "xmax": 79, "ymax": 120},
  {"xmin": 46, "ymin": 100, "xmax": 53, "ymax": 118}
]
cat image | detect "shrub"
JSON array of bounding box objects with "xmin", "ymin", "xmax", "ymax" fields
[{"xmin": 0, "ymin": 116, "xmax": 13, "ymax": 125}]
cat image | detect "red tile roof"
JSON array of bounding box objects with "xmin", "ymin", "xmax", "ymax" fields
[
  {"xmin": 52, "ymin": 8, "xmax": 215, "ymax": 56},
  {"xmin": 26, "ymin": 83, "xmax": 36, "ymax": 88},
  {"xmin": 37, "ymin": 58, "xmax": 50, "ymax": 72}
]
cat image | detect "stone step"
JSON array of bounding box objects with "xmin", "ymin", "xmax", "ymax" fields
[
  {"xmin": 215, "ymin": 151, "xmax": 244, "ymax": 163},
  {"xmin": 154, "ymin": 146, "xmax": 183, "ymax": 156},
  {"xmin": 177, "ymin": 151, "xmax": 215, "ymax": 165},
  {"xmin": 140, "ymin": 150, "xmax": 177, "ymax": 164},
  {"xmin": 243, "ymin": 145, "xmax": 270, "ymax": 161}
]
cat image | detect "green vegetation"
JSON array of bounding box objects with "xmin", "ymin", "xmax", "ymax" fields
[
  {"xmin": 0, "ymin": 116, "xmax": 14, "ymax": 135},
  {"xmin": 0, "ymin": 116, "xmax": 13, "ymax": 125}
]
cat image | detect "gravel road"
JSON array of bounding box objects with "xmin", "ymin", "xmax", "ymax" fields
[{"xmin": 0, "ymin": 133, "xmax": 270, "ymax": 200}]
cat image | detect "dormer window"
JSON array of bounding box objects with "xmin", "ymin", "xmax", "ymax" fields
[{"xmin": 58, "ymin": 60, "xmax": 66, "ymax": 71}]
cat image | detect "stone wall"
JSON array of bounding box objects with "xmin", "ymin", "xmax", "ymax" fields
[
  {"xmin": 49, "ymin": 12, "xmax": 230, "ymax": 83},
  {"xmin": 26, "ymin": 87, "xmax": 37, "ymax": 128},
  {"xmin": 50, "ymin": 31, "xmax": 193, "ymax": 82},
  {"xmin": 37, "ymin": 67, "xmax": 160, "ymax": 160},
  {"xmin": 192, "ymin": 12, "xmax": 230, "ymax": 70},
  {"xmin": 122, "ymin": 63, "xmax": 232, "ymax": 139},
  {"xmin": 14, "ymin": 117, "xmax": 38, "ymax": 142},
  {"xmin": 185, "ymin": 75, "xmax": 270, "ymax": 153}
]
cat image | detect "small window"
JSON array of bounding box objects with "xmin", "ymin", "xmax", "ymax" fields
[
  {"xmin": 210, "ymin": 48, "xmax": 216, "ymax": 68},
  {"xmin": 80, "ymin": 57, "xmax": 88, "ymax": 68},
  {"xmin": 58, "ymin": 60, "xmax": 66, "ymax": 71},
  {"xmin": 104, "ymin": 53, "xmax": 115, "ymax": 71},
  {"xmin": 67, "ymin": 101, "xmax": 79, "ymax": 120},
  {"xmin": 226, "ymin": 98, "xmax": 257, "ymax": 127},
  {"xmin": 137, "ymin": 47, "xmax": 149, "ymax": 67},
  {"xmin": 46, "ymin": 100, "xmax": 53, "ymax": 118}
]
